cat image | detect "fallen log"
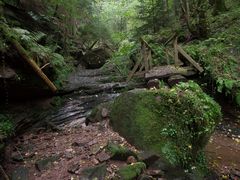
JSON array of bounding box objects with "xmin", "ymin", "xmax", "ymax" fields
[
  {"xmin": 11, "ymin": 39, "xmax": 57, "ymax": 93},
  {"xmin": 145, "ymin": 65, "xmax": 196, "ymax": 80}
]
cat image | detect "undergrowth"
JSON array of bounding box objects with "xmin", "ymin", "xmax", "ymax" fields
[
  {"xmin": 0, "ymin": 20, "xmax": 73, "ymax": 88},
  {"xmin": 184, "ymin": 5, "xmax": 240, "ymax": 106}
]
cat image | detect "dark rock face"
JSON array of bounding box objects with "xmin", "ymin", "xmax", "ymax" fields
[{"xmin": 110, "ymin": 83, "xmax": 222, "ymax": 168}]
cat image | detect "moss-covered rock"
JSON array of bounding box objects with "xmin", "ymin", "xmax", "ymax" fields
[
  {"xmin": 117, "ymin": 162, "xmax": 146, "ymax": 180},
  {"xmin": 110, "ymin": 81, "xmax": 221, "ymax": 168},
  {"xmin": 106, "ymin": 142, "xmax": 137, "ymax": 161}
]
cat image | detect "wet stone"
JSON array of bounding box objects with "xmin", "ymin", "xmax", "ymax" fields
[
  {"xmin": 68, "ymin": 164, "xmax": 80, "ymax": 174},
  {"xmin": 96, "ymin": 150, "xmax": 111, "ymax": 162},
  {"xmin": 79, "ymin": 163, "xmax": 107, "ymax": 180},
  {"xmin": 11, "ymin": 166, "xmax": 29, "ymax": 180},
  {"xmin": 35, "ymin": 155, "xmax": 60, "ymax": 171}
]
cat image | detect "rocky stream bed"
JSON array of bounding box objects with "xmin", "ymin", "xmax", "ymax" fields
[{"xmin": 0, "ymin": 66, "xmax": 240, "ymax": 180}]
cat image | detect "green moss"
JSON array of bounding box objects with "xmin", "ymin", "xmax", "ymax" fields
[
  {"xmin": 106, "ymin": 142, "xmax": 137, "ymax": 161},
  {"xmin": 117, "ymin": 162, "xmax": 146, "ymax": 180},
  {"xmin": 110, "ymin": 81, "xmax": 221, "ymax": 170}
]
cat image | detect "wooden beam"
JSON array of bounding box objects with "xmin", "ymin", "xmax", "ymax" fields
[
  {"xmin": 11, "ymin": 40, "xmax": 57, "ymax": 93},
  {"xmin": 176, "ymin": 45, "xmax": 204, "ymax": 73},
  {"xmin": 127, "ymin": 58, "xmax": 142, "ymax": 82},
  {"xmin": 173, "ymin": 37, "xmax": 183, "ymax": 66}
]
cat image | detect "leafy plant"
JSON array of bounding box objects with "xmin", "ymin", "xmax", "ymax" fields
[{"xmin": 0, "ymin": 114, "xmax": 13, "ymax": 137}]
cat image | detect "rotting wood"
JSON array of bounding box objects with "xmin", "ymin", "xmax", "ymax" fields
[
  {"xmin": 11, "ymin": 40, "xmax": 57, "ymax": 93},
  {"xmin": 142, "ymin": 42, "xmax": 149, "ymax": 71},
  {"xmin": 140, "ymin": 37, "xmax": 155, "ymax": 54},
  {"xmin": 127, "ymin": 57, "xmax": 142, "ymax": 82},
  {"xmin": 176, "ymin": 45, "xmax": 204, "ymax": 73},
  {"xmin": 164, "ymin": 33, "xmax": 176, "ymax": 46},
  {"xmin": 145, "ymin": 65, "xmax": 196, "ymax": 80},
  {"xmin": 173, "ymin": 37, "xmax": 183, "ymax": 66}
]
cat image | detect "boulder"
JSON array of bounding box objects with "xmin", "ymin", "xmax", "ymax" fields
[
  {"xmin": 83, "ymin": 48, "xmax": 110, "ymax": 69},
  {"xmin": 110, "ymin": 81, "xmax": 221, "ymax": 169}
]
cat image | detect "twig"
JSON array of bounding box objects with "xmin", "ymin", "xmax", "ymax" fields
[{"xmin": 0, "ymin": 164, "xmax": 10, "ymax": 180}]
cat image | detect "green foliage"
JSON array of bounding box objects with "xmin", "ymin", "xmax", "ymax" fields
[
  {"xmin": 184, "ymin": 5, "xmax": 240, "ymax": 105},
  {"xmin": 107, "ymin": 40, "xmax": 139, "ymax": 77},
  {"xmin": 0, "ymin": 114, "xmax": 13, "ymax": 137},
  {"xmin": 110, "ymin": 81, "xmax": 222, "ymax": 170}
]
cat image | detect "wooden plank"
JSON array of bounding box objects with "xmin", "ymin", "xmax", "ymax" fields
[
  {"xmin": 177, "ymin": 45, "xmax": 204, "ymax": 73},
  {"xmin": 142, "ymin": 43, "xmax": 149, "ymax": 71},
  {"xmin": 145, "ymin": 65, "xmax": 196, "ymax": 80},
  {"xmin": 148, "ymin": 51, "xmax": 153, "ymax": 69},
  {"xmin": 174, "ymin": 37, "xmax": 183, "ymax": 66},
  {"xmin": 126, "ymin": 57, "xmax": 142, "ymax": 82}
]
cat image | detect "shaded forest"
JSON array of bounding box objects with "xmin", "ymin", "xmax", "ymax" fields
[{"xmin": 0, "ymin": 0, "xmax": 240, "ymax": 179}]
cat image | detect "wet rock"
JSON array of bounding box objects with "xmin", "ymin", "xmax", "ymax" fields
[
  {"xmin": 146, "ymin": 169, "xmax": 164, "ymax": 177},
  {"xmin": 106, "ymin": 142, "xmax": 137, "ymax": 161},
  {"xmin": 87, "ymin": 102, "xmax": 112, "ymax": 123},
  {"xmin": 11, "ymin": 166, "xmax": 29, "ymax": 180},
  {"xmin": 68, "ymin": 164, "xmax": 80, "ymax": 174},
  {"xmin": 96, "ymin": 150, "xmax": 111, "ymax": 162},
  {"xmin": 79, "ymin": 163, "xmax": 107, "ymax": 180},
  {"xmin": 35, "ymin": 155, "xmax": 60, "ymax": 171},
  {"xmin": 117, "ymin": 162, "xmax": 146, "ymax": 180}
]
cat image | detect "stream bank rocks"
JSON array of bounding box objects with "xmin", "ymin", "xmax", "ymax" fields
[{"xmin": 110, "ymin": 81, "xmax": 222, "ymax": 172}]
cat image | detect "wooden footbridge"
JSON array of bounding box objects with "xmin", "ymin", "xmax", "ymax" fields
[{"xmin": 126, "ymin": 36, "xmax": 203, "ymax": 84}]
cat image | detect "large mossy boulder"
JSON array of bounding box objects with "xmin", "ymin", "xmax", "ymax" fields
[{"xmin": 110, "ymin": 81, "xmax": 221, "ymax": 168}]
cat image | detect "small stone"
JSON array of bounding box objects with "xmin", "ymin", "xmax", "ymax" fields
[
  {"xmin": 72, "ymin": 142, "xmax": 85, "ymax": 147},
  {"xmin": 90, "ymin": 144, "xmax": 102, "ymax": 155},
  {"xmin": 127, "ymin": 156, "xmax": 137, "ymax": 164},
  {"xmin": 146, "ymin": 169, "xmax": 164, "ymax": 177},
  {"xmin": 138, "ymin": 174, "xmax": 154, "ymax": 180},
  {"xmin": 80, "ymin": 163, "xmax": 107, "ymax": 180},
  {"xmin": 35, "ymin": 155, "xmax": 60, "ymax": 171},
  {"xmin": 96, "ymin": 150, "xmax": 111, "ymax": 162},
  {"xmin": 65, "ymin": 151, "xmax": 74, "ymax": 160},
  {"xmin": 68, "ymin": 164, "xmax": 80, "ymax": 174},
  {"xmin": 101, "ymin": 108, "xmax": 109, "ymax": 118},
  {"xmin": 11, "ymin": 166, "xmax": 29, "ymax": 180},
  {"xmin": 147, "ymin": 79, "xmax": 160, "ymax": 89}
]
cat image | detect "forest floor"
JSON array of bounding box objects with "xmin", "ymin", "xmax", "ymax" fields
[
  {"xmin": 1, "ymin": 101, "xmax": 240, "ymax": 180},
  {"xmin": 1, "ymin": 68, "xmax": 240, "ymax": 180}
]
